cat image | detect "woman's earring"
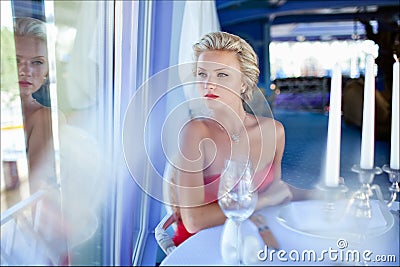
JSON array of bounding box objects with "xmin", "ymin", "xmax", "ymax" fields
[{"xmin": 241, "ymin": 83, "xmax": 246, "ymax": 94}]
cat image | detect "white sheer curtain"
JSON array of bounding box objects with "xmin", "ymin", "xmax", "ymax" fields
[
  {"xmin": 164, "ymin": 1, "xmax": 220, "ymax": 159},
  {"xmin": 53, "ymin": 1, "xmax": 115, "ymax": 265},
  {"xmin": 178, "ymin": 1, "xmax": 220, "ymax": 64},
  {"xmin": 179, "ymin": 0, "xmax": 220, "ymax": 101}
]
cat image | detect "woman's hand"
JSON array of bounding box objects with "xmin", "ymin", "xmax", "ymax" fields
[{"xmin": 257, "ymin": 180, "xmax": 293, "ymax": 209}]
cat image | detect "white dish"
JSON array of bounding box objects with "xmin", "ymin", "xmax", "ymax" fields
[{"xmin": 276, "ymin": 199, "xmax": 394, "ymax": 241}]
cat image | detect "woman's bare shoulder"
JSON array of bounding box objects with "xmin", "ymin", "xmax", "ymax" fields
[
  {"xmin": 181, "ymin": 118, "xmax": 209, "ymax": 137},
  {"xmin": 32, "ymin": 105, "xmax": 51, "ymax": 114},
  {"xmin": 178, "ymin": 118, "xmax": 211, "ymax": 163},
  {"xmin": 31, "ymin": 107, "xmax": 68, "ymax": 126},
  {"xmin": 253, "ymin": 115, "xmax": 284, "ymax": 134},
  {"xmin": 179, "ymin": 118, "xmax": 211, "ymax": 148},
  {"xmin": 273, "ymin": 119, "xmax": 284, "ymax": 135},
  {"xmin": 29, "ymin": 107, "xmax": 52, "ymax": 125}
]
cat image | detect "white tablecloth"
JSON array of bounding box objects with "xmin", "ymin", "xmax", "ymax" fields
[{"xmin": 160, "ymin": 200, "xmax": 399, "ymax": 266}]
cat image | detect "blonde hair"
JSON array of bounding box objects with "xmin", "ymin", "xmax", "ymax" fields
[
  {"xmin": 13, "ymin": 17, "xmax": 47, "ymax": 41},
  {"xmin": 193, "ymin": 31, "xmax": 260, "ymax": 102}
]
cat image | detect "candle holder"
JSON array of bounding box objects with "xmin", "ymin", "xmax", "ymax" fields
[
  {"xmin": 382, "ymin": 164, "xmax": 400, "ymax": 214},
  {"xmin": 348, "ymin": 164, "xmax": 383, "ymax": 220},
  {"xmin": 316, "ymin": 182, "xmax": 348, "ymax": 221}
]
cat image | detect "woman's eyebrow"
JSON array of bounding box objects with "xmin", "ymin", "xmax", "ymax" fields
[
  {"xmin": 197, "ymin": 66, "xmax": 231, "ymax": 71},
  {"xmin": 16, "ymin": 55, "xmax": 47, "ymax": 60},
  {"xmin": 31, "ymin": 56, "xmax": 47, "ymax": 60}
]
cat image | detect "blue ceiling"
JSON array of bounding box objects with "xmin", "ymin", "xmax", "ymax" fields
[
  {"xmin": 216, "ymin": 0, "xmax": 399, "ymax": 42},
  {"xmin": 215, "ymin": 0, "xmax": 399, "ymax": 85}
]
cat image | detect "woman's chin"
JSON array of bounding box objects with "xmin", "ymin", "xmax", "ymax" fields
[
  {"xmin": 204, "ymin": 99, "xmax": 227, "ymax": 111},
  {"xmin": 19, "ymin": 87, "xmax": 39, "ymax": 97}
]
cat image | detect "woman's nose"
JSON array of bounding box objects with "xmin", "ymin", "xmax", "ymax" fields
[
  {"xmin": 204, "ymin": 79, "xmax": 216, "ymax": 91},
  {"xmin": 18, "ymin": 63, "xmax": 31, "ymax": 77}
]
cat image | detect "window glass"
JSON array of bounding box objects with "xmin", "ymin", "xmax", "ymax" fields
[
  {"xmin": 1, "ymin": 1, "xmax": 115, "ymax": 265},
  {"xmin": 1, "ymin": 1, "xmax": 28, "ymax": 212},
  {"xmin": 53, "ymin": 1, "xmax": 114, "ymax": 265}
]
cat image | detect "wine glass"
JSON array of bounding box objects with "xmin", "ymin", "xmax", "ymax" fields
[{"xmin": 218, "ymin": 159, "xmax": 258, "ymax": 264}]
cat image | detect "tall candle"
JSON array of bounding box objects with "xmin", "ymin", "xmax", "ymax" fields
[
  {"xmin": 390, "ymin": 60, "xmax": 399, "ymax": 169},
  {"xmin": 360, "ymin": 55, "xmax": 375, "ymax": 169},
  {"xmin": 325, "ymin": 63, "xmax": 341, "ymax": 187}
]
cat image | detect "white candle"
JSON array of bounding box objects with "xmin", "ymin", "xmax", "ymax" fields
[
  {"xmin": 390, "ymin": 60, "xmax": 399, "ymax": 169},
  {"xmin": 325, "ymin": 63, "xmax": 341, "ymax": 187},
  {"xmin": 360, "ymin": 55, "xmax": 375, "ymax": 169}
]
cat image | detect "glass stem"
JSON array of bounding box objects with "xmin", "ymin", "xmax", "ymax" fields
[{"xmin": 236, "ymin": 221, "xmax": 241, "ymax": 265}]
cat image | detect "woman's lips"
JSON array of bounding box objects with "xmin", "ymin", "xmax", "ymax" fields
[
  {"xmin": 19, "ymin": 81, "xmax": 32, "ymax": 87},
  {"xmin": 204, "ymin": 94, "xmax": 219, "ymax": 99}
]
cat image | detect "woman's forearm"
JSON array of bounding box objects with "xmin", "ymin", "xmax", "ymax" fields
[
  {"xmin": 256, "ymin": 180, "xmax": 293, "ymax": 209},
  {"xmin": 180, "ymin": 202, "xmax": 226, "ymax": 234}
]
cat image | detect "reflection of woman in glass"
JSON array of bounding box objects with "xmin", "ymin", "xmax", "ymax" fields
[
  {"xmin": 13, "ymin": 18, "xmax": 68, "ymax": 265},
  {"xmin": 14, "ymin": 17, "xmax": 56, "ymax": 194}
]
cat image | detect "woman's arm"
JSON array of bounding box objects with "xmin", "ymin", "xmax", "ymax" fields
[
  {"xmin": 27, "ymin": 108, "xmax": 56, "ymax": 193},
  {"xmin": 257, "ymin": 119, "xmax": 320, "ymax": 206},
  {"xmin": 176, "ymin": 120, "xmax": 226, "ymax": 234},
  {"xmin": 256, "ymin": 120, "xmax": 293, "ymax": 209}
]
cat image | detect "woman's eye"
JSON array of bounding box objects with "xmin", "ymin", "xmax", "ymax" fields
[
  {"xmin": 32, "ymin": 60, "xmax": 44, "ymax": 65},
  {"xmin": 197, "ymin": 72, "xmax": 206, "ymax": 78},
  {"xmin": 217, "ymin": 73, "xmax": 228, "ymax": 77}
]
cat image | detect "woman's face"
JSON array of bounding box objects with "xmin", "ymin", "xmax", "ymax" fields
[
  {"xmin": 196, "ymin": 50, "xmax": 245, "ymax": 111},
  {"xmin": 15, "ymin": 35, "xmax": 48, "ymax": 98}
]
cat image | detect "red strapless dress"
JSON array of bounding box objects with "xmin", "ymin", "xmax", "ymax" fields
[{"xmin": 172, "ymin": 164, "xmax": 275, "ymax": 246}]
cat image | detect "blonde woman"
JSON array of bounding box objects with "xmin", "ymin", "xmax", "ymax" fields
[
  {"xmin": 14, "ymin": 17, "xmax": 55, "ymax": 194},
  {"xmin": 172, "ymin": 31, "xmax": 311, "ymax": 245}
]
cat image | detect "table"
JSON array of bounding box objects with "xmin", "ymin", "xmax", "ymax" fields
[{"xmin": 160, "ymin": 200, "xmax": 399, "ymax": 266}]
